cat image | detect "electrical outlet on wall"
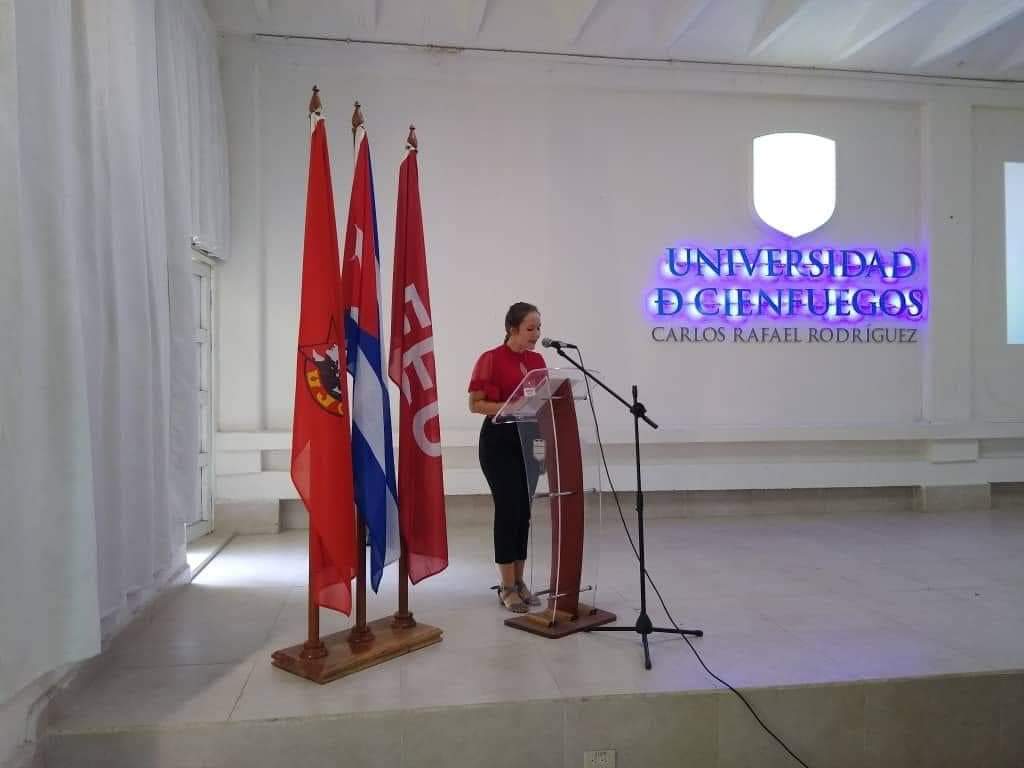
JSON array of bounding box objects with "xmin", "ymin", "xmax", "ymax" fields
[{"xmin": 583, "ymin": 749, "xmax": 616, "ymax": 768}]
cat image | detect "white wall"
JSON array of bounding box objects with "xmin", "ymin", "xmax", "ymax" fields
[
  {"xmin": 973, "ymin": 107, "xmax": 1024, "ymax": 417},
  {"xmin": 215, "ymin": 35, "xmax": 1024, "ymax": 496}
]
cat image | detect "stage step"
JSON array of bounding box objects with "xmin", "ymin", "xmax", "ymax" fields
[{"xmin": 46, "ymin": 671, "xmax": 1024, "ymax": 768}]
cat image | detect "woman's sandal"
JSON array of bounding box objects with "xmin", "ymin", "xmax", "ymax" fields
[
  {"xmin": 498, "ymin": 585, "xmax": 528, "ymax": 613},
  {"xmin": 516, "ymin": 581, "xmax": 541, "ymax": 607}
]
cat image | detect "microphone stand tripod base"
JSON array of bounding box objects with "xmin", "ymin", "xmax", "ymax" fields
[{"xmin": 587, "ymin": 614, "xmax": 703, "ymax": 670}]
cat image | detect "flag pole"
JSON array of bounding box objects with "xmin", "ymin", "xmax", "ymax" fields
[
  {"xmin": 348, "ymin": 100, "xmax": 375, "ymax": 650},
  {"xmin": 349, "ymin": 519, "xmax": 373, "ymax": 646},
  {"xmin": 301, "ymin": 532, "xmax": 327, "ymax": 659},
  {"xmin": 301, "ymin": 85, "xmax": 328, "ymax": 661},
  {"xmin": 392, "ymin": 124, "xmax": 420, "ymax": 631}
]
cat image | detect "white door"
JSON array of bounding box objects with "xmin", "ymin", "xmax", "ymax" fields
[{"xmin": 187, "ymin": 257, "xmax": 215, "ymax": 541}]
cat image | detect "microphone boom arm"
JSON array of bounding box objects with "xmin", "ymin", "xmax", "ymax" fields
[{"xmin": 551, "ymin": 347, "xmax": 658, "ymax": 430}]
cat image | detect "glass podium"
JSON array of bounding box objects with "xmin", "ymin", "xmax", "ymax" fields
[{"xmin": 494, "ymin": 368, "xmax": 616, "ymax": 637}]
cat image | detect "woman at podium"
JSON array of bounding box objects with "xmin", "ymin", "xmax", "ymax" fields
[{"xmin": 468, "ymin": 301, "xmax": 546, "ymax": 613}]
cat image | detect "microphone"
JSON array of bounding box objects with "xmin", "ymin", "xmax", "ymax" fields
[{"xmin": 541, "ymin": 337, "xmax": 578, "ymax": 350}]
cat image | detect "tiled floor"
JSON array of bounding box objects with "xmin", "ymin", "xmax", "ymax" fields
[{"xmin": 50, "ymin": 504, "xmax": 1024, "ymax": 733}]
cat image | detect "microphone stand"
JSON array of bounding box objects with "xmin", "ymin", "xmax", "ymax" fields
[{"xmin": 551, "ymin": 345, "xmax": 702, "ymax": 670}]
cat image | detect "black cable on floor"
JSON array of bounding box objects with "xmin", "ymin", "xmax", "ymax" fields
[{"xmin": 572, "ymin": 348, "xmax": 812, "ymax": 768}]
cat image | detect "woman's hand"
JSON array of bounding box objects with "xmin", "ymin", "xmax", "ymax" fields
[{"xmin": 468, "ymin": 391, "xmax": 502, "ymax": 417}]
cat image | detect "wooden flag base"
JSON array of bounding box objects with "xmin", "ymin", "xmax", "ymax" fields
[
  {"xmin": 505, "ymin": 607, "xmax": 616, "ymax": 639},
  {"xmin": 272, "ymin": 617, "xmax": 442, "ymax": 684}
]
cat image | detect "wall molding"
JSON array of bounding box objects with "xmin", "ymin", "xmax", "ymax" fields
[{"xmin": 216, "ymin": 429, "xmax": 1024, "ymax": 500}]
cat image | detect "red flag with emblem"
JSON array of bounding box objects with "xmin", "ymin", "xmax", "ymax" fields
[
  {"xmin": 388, "ymin": 128, "xmax": 448, "ymax": 583},
  {"xmin": 291, "ymin": 114, "xmax": 357, "ymax": 614}
]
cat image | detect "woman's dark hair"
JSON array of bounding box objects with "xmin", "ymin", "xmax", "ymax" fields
[{"xmin": 504, "ymin": 301, "xmax": 539, "ymax": 342}]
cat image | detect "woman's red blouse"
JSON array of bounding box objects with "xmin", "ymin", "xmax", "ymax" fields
[{"xmin": 468, "ymin": 344, "xmax": 546, "ymax": 402}]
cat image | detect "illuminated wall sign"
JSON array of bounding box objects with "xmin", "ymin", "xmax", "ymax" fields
[
  {"xmin": 647, "ymin": 246, "xmax": 928, "ymax": 324},
  {"xmin": 645, "ymin": 133, "xmax": 927, "ymax": 341}
]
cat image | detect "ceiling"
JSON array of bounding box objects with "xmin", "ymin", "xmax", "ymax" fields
[{"xmin": 205, "ymin": 0, "xmax": 1024, "ymax": 82}]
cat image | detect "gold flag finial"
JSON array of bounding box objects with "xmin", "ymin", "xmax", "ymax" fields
[
  {"xmin": 309, "ymin": 86, "xmax": 322, "ymax": 116},
  {"xmin": 352, "ymin": 102, "xmax": 365, "ymax": 138},
  {"xmin": 407, "ymin": 124, "xmax": 418, "ymax": 150}
]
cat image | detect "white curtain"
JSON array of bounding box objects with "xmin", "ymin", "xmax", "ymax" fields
[
  {"xmin": 155, "ymin": 0, "xmax": 230, "ymax": 541},
  {"xmin": 0, "ymin": 0, "xmax": 228, "ymax": 704}
]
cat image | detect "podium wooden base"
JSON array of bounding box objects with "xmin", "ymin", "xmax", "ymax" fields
[
  {"xmin": 271, "ymin": 617, "xmax": 442, "ymax": 684},
  {"xmin": 504, "ymin": 607, "xmax": 616, "ymax": 639}
]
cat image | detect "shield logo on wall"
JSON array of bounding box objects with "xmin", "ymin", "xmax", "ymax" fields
[{"xmin": 752, "ymin": 132, "xmax": 836, "ymax": 238}]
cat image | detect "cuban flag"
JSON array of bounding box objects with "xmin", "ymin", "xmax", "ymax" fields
[{"xmin": 341, "ymin": 112, "xmax": 400, "ymax": 591}]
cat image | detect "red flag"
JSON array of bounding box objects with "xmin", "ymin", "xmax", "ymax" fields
[
  {"xmin": 388, "ymin": 130, "xmax": 448, "ymax": 583},
  {"xmin": 291, "ymin": 115, "xmax": 357, "ymax": 614}
]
